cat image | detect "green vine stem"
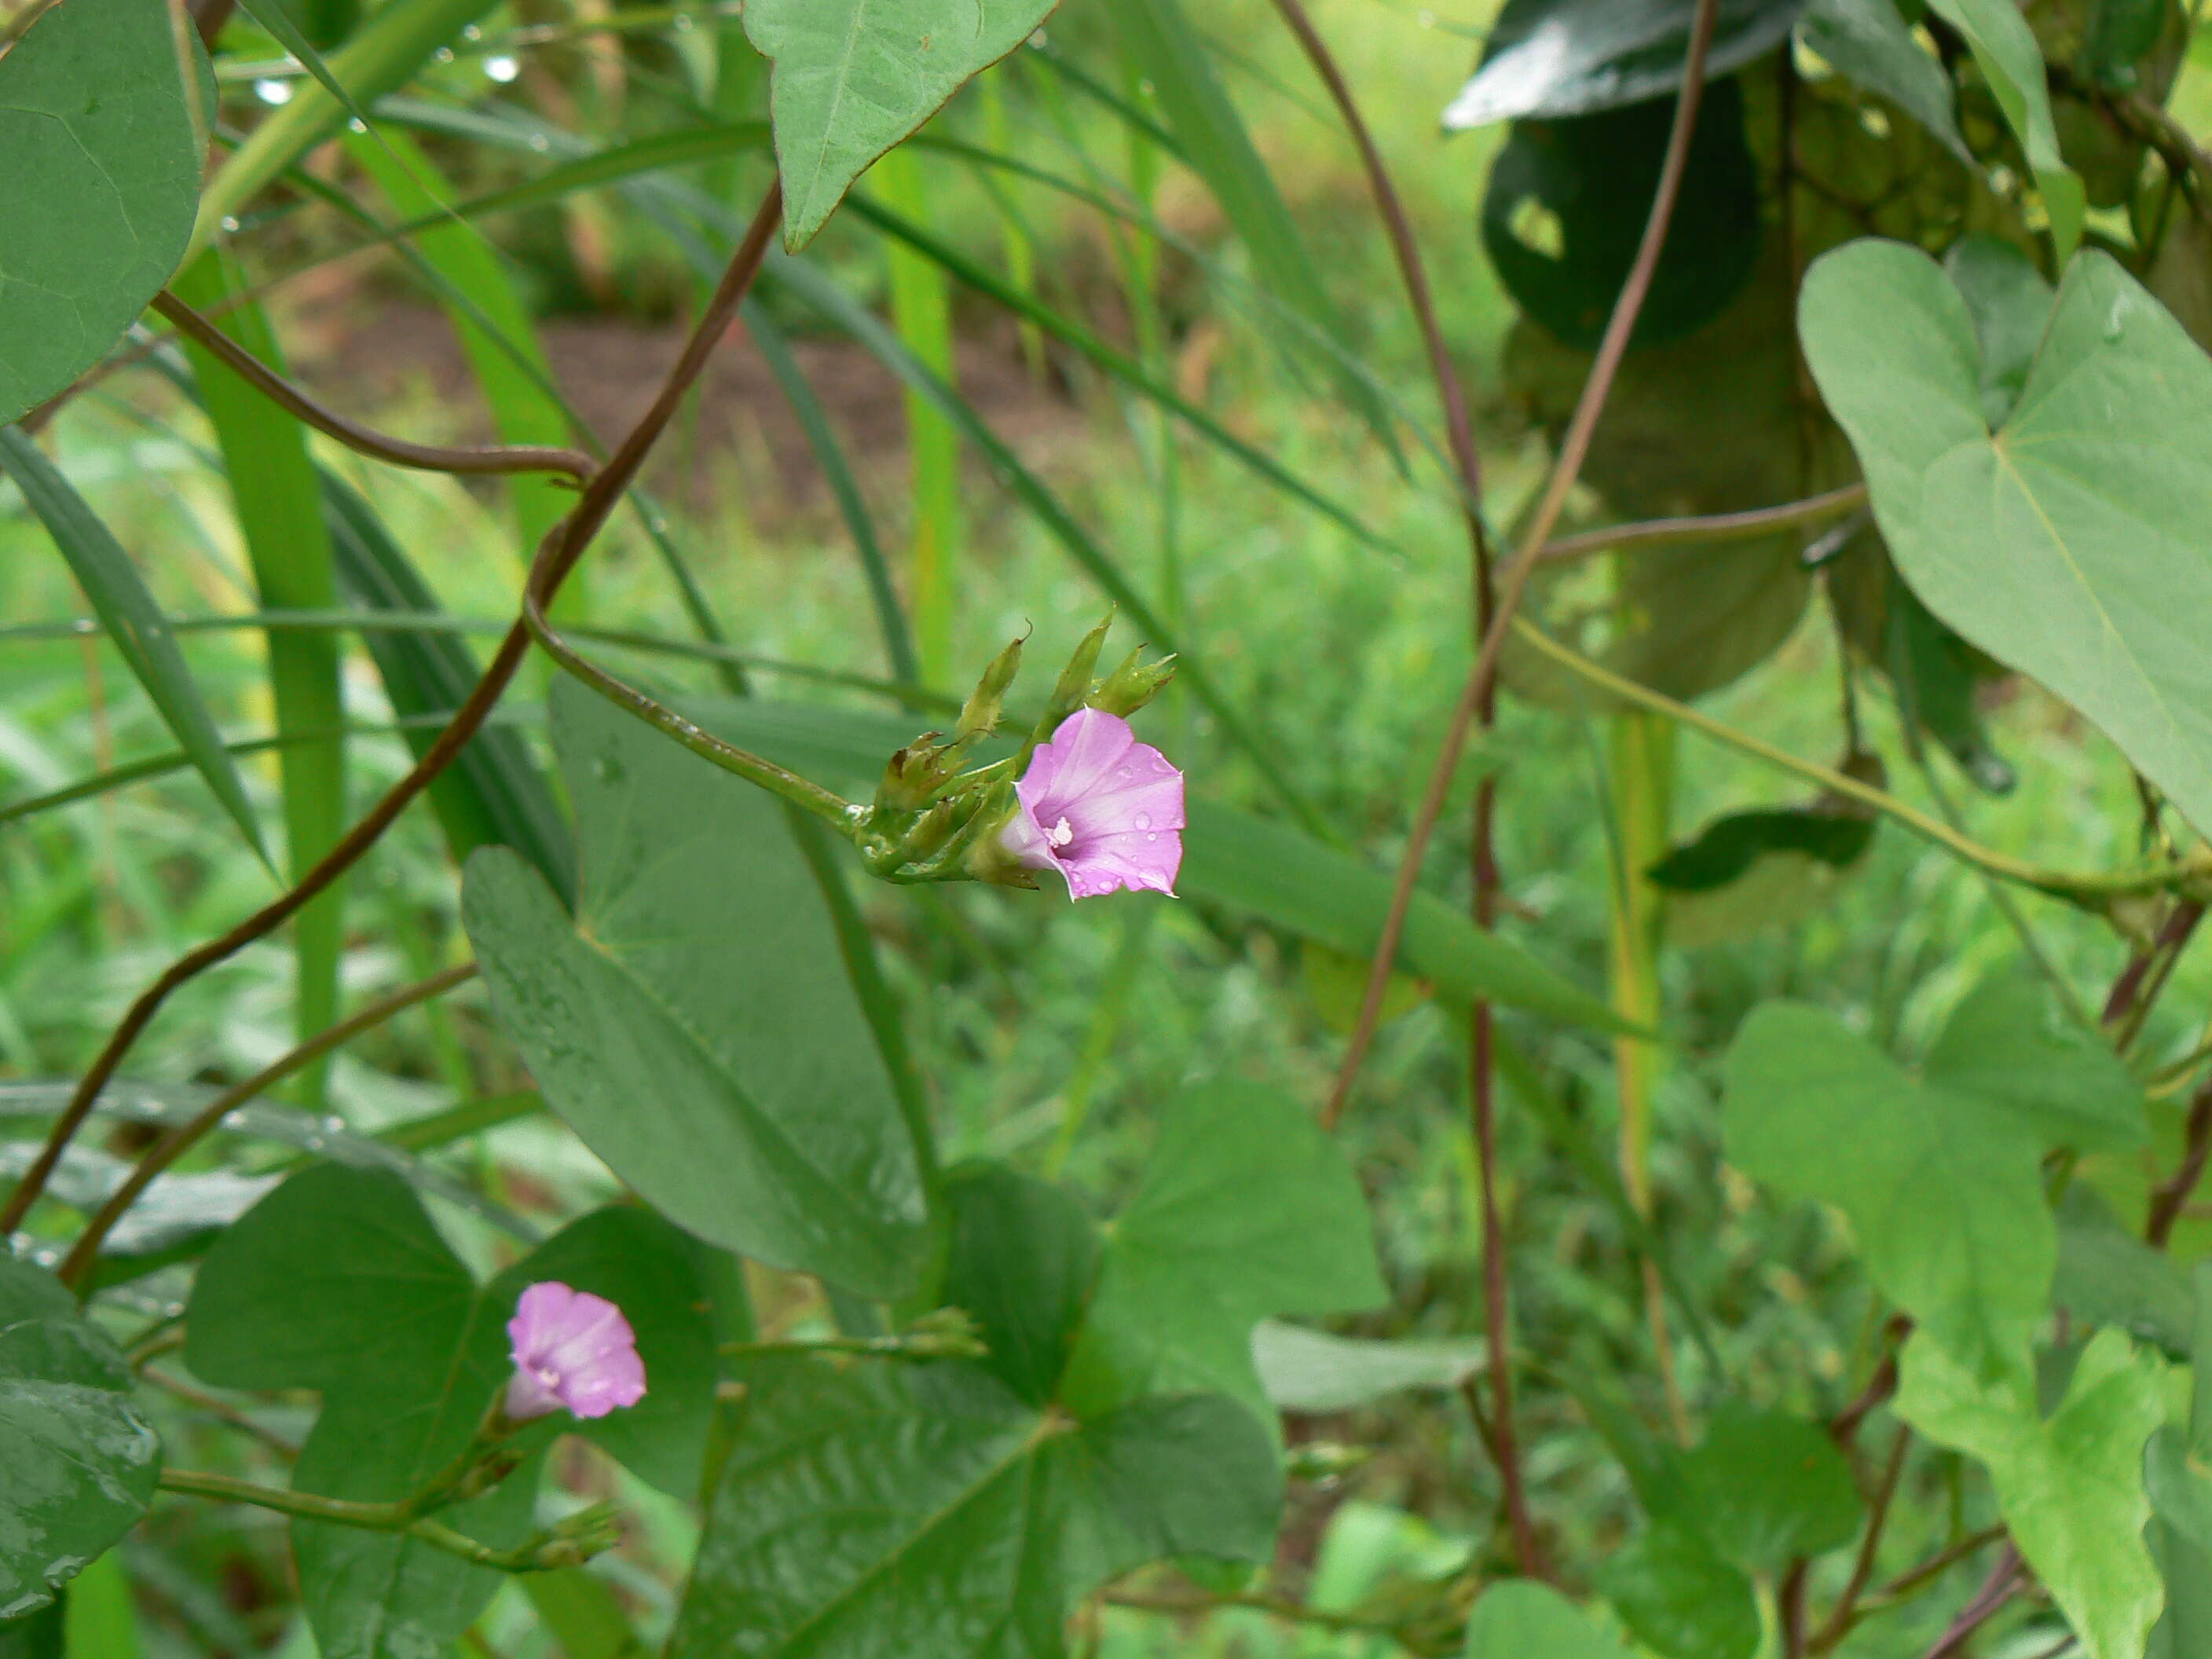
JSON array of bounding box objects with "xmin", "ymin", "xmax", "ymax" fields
[
  {"xmin": 156, "ymin": 1469, "xmax": 617, "ymax": 1573},
  {"xmin": 58, "ymin": 962, "xmax": 480, "ymax": 1289},
  {"xmin": 1509, "ymin": 618, "xmax": 2210, "ymax": 912},
  {"xmin": 1536, "ymin": 483, "xmax": 1868, "ymax": 564}
]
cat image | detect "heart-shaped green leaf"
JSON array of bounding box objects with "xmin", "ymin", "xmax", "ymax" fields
[
  {"xmin": 463, "ymin": 680, "xmax": 933, "ymax": 1300},
  {"xmin": 1803, "ymin": 240, "xmax": 2212, "ymax": 832},
  {"xmin": 1464, "ymin": 1581, "xmax": 1632, "ymax": 1658},
  {"xmin": 746, "ymin": 0, "xmax": 1059, "ymax": 247},
  {"xmin": 0, "ymin": 1258, "xmax": 162, "ymax": 1621},
  {"xmin": 0, "ymin": 0, "xmax": 202, "ymax": 424}
]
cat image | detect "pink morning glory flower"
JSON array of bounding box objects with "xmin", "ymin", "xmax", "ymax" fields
[
  {"xmin": 505, "ymin": 1282, "xmax": 646, "ymax": 1423},
  {"xmin": 1002, "ymin": 708, "xmax": 1184, "ymax": 900}
]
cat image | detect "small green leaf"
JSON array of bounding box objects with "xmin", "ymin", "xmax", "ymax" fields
[
  {"xmin": 0, "ymin": 1258, "xmax": 163, "ymax": 1622},
  {"xmin": 1464, "ymin": 1581, "xmax": 1632, "ymax": 1658},
  {"xmin": 1646, "ymin": 808, "xmax": 1874, "ymax": 892},
  {"xmin": 668, "ymin": 1358, "xmax": 1277, "ymax": 1659},
  {"xmin": 1444, "ymin": 0, "xmax": 1804, "ymax": 128},
  {"xmin": 1798, "ymin": 0, "xmax": 1973, "ymax": 165},
  {"xmin": 1897, "ymin": 1328, "xmax": 2164, "ymax": 1659},
  {"xmin": 1723, "ymin": 1002, "xmax": 2054, "ymax": 1377},
  {"xmin": 1060, "ymin": 1079, "xmax": 1386, "ymax": 1425},
  {"xmin": 745, "ymin": 0, "xmax": 1057, "ymax": 247},
  {"xmin": 0, "ymin": 428, "xmax": 269, "ymax": 866},
  {"xmin": 1804, "ymin": 241, "xmax": 2212, "ymax": 833},
  {"xmin": 463, "ymin": 681, "xmax": 932, "ymax": 1298},
  {"xmin": 1595, "ymin": 1522, "xmax": 1759, "ymax": 1659},
  {"xmin": 0, "ymin": 0, "xmax": 200, "ymax": 424},
  {"xmin": 1675, "ymin": 1404, "xmax": 1862, "ymax": 1574},
  {"xmin": 1924, "ymin": 970, "xmax": 2146, "ymax": 1152},
  {"xmin": 1252, "ymin": 1324, "xmax": 1487, "ymax": 1415},
  {"xmin": 1925, "ymin": 0, "xmax": 2085, "ymax": 261},
  {"xmin": 2145, "ymin": 1424, "xmax": 2212, "ymax": 1557}
]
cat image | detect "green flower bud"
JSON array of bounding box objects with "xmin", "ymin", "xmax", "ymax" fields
[{"xmin": 1089, "ymin": 646, "xmax": 1177, "ymax": 717}]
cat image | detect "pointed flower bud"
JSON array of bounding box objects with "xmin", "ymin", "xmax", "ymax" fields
[
  {"xmin": 1090, "ymin": 646, "xmax": 1177, "ymax": 718},
  {"xmin": 505, "ymin": 1282, "xmax": 646, "ymax": 1423},
  {"xmin": 957, "ymin": 632, "xmax": 1026, "ymax": 743},
  {"xmin": 1001, "ymin": 708, "xmax": 1183, "ymax": 899}
]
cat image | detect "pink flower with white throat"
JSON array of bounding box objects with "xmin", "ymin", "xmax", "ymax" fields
[
  {"xmin": 1002, "ymin": 708, "xmax": 1184, "ymax": 899},
  {"xmin": 505, "ymin": 1282, "xmax": 646, "ymax": 1423}
]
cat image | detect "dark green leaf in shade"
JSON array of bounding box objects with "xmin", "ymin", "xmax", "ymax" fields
[
  {"xmin": 1923, "ymin": 971, "xmax": 2147, "ymax": 1152},
  {"xmin": 1595, "ymin": 1522, "xmax": 1760, "ymax": 1659},
  {"xmin": 1674, "ymin": 1404, "xmax": 1862, "ymax": 1574},
  {"xmin": 1481, "ymin": 83, "xmax": 1763, "ymax": 351},
  {"xmin": 0, "ymin": 0, "xmax": 201, "ymax": 425},
  {"xmin": 463, "ymin": 680, "xmax": 932, "ymax": 1299},
  {"xmin": 1059, "ymin": 1080, "xmax": 1386, "ymax": 1423},
  {"xmin": 1463, "ymin": 1580, "xmax": 1632, "ymax": 1658},
  {"xmin": 1443, "ymin": 0, "xmax": 1805, "ymax": 127},
  {"xmin": 0, "ymin": 428, "xmax": 269, "ymax": 866},
  {"xmin": 2083, "ymin": 0, "xmax": 2171, "ymax": 87},
  {"xmin": 942, "ymin": 1163, "xmax": 1100, "ymax": 1407},
  {"xmin": 666, "ymin": 1358, "xmax": 1279, "ymax": 1659},
  {"xmin": 1804, "ymin": 242, "xmax": 2212, "ymax": 833},
  {"xmin": 2151, "ymin": 1265, "xmax": 2212, "ymax": 1655},
  {"xmin": 2054, "ymin": 1186, "xmax": 2197, "ymax": 1357},
  {"xmin": 744, "ymin": 0, "xmax": 1058, "ymax": 247},
  {"xmin": 1646, "ymin": 808, "xmax": 1874, "ymax": 892},
  {"xmin": 1797, "ymin": 0, "xmax": 1973, "ymax": 164},
  {"xmin": 1722, "ymin": 1002, "xmax": 2053, "ymax": 1379},
  {"xmin": 1882, "ymin": 564, "xmax": 2015, "ymax": 794},
  {"xmin": 0, "ymin": 1604, "xmax": 60, "ymax": 1659},
  {"xmin": 1897, "ymin": 1328, "xmax": 2165, "ymax": 1659},
  {"xmin": 0, "ymin": 1258, "xmax": 162, "ymax": 1622},
  {"xmin": 1251, "ymin": 1323, "xmax": 1487, "ymax": 1415},
  {"xmin": 2145, "ymin": 1424, "xmax": 2212, "ymax": 1558}
]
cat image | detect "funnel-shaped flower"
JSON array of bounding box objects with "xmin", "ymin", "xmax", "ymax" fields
[
  {"xmin": 1002, "ymin": 708, "xmax": 1183, "ymax": 899},
  {"xmin": 505, "ymin": 1282, "xmax": 646, "ymax": 1423}
]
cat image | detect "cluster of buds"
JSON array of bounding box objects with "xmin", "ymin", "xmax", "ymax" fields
[{"xmin": 855, "ymin": 615, "xmax": 1184, "ymax": 900}]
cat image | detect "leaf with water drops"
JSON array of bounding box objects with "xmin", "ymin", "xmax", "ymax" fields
[{"xmin": 0, "ymin": 1257, "xmax": 163, "ymax": 1621}]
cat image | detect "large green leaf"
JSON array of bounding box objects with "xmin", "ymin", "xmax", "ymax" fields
[
  {"xmin": 1925, "ymin": 0, "xmax": 2084, "ymax": 261},
  {"xmin": 2055, "ymin": 1186, "xmax": 2197, "ymax": 1356},
  {"xmin": 745, "ymin": 0, "xmax": 1057, "ymax": 247},
  {"xmin": 1897, "ymin": 1328, "xmax": 2165, "ymax": 1659},
  {"xmin": 667, "ymin": 1357, "xmax": 1278, "ymax": 1659},
  {"xmin": 1444, "ymin": 0, "xmax": 1804, "ymax": 128},
  {"xmin": 1803, "ymin": 241, "xmax": 2212, "ymax": 831},
  {"xmin": 463, "ymin": 681, "xmax": 932, "ymax": 1298},
  {"xmin": 1722, "ymin": 1001, "xmax": 2053, "ymax": 1378},
  {"xmin": 0, "ymin": 1258, "xmax": 162, "ymax": 1621},
  {"xmin": 1595, "ymin": 1522, "xmax": 1760, "ymax": 1659},
  {"xmin": 1673, "ymin": 1404, "xmax": 1860, "ymax": 1575},
  {"xmin": 0, "ymin": 427, "xmax": 268, "ymax": 865},
  {"xmin": 1060, "ymin": 1079, "xmax": 1386, "ymax": 1424},
  {"xmin": 941, "ymin": 1163, "xmax": 1100, "ymax": 1408},
  {"xmin": 1798, "ymin": 0, "xmax": 1972, "ymax": 165},
  {"xmin": 187, "ymin": 1167, "xmax": 716, "ymax": 1657},
  {"xmin": 0, "ymin": 0, "xmax": 200, "ymax": 425}
]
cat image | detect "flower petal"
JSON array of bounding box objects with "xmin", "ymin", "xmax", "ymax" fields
[{"xmin": 1021, "ymin": 709, "xmax": 1137, "ymax": 819}]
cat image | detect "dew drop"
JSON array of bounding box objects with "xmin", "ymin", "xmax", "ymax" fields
[
  {"xmin": 485, "ymin": 53, "xmax": 521, "ymax": 82},
  {"xmin": 1133, "ymin": 811, "xmax": 1152, "ymax": 830},
  {"xmin": 347, "ymin": 117, "xmax": 368, "ymax": 134},
  {"xmin": 219, "ymin": 215, "xmax": 241, "ymax": 233},
  {"xmin": 223, "ymin": 1111, "xmax": 247, "ymax": 1130},
  {"xmin": 253, "ymin": 78, "xmax": 294, "ymax": 106},
  {"xmin": 433, "ymin": 46, "xmax": 455, "ymax": 64}
]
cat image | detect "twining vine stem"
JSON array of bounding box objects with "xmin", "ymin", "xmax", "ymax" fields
[
  {"xmin": 0, "ymin": 182, "xmax": 788, "ymax": 1237},
  {"xmin": 58, "ymin": 963, "xmax": 480, "ymax": 1287},
  {"xmin": 1535, "ymin": 483, "xmax": 1867, "ymax": 563}
]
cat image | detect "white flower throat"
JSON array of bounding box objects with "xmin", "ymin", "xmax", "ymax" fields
[{"xmin": 1047, "ymin": 815, "xmax": 1075, "ymax": 849}]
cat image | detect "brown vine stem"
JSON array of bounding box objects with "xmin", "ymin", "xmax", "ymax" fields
[
  {"xmin": 1265, "ymin": 0, "xmax": 1551, "ymax": 1575},
  {"xmin": 1801, "ymin": 1425, "xmax": 1910, "ymax": 1655},
  {"xmin": 2147, "ymin": 1074, "xmax": 2212, "ymax": 1247},
  {"xmin": 151, "ymin": 290, "xmax": 599, "ymax": 482},
  {"xmin": 59, "ymin": 962, "xmax": 478, "ymax": 1287},
  {"xmin": 1536, "ymin": 484, "xmax": 1868, "ymax": 564},
  {"xmin": 0, "ymin": 182, "xmax": 786, "ymax": 1239},
  {"xmin": 1324, "ymin": 0, "xmax": 1726, "ymax": 1132},
  {"xmin": 1920, "ymin": 1547, "xmax": 2022, "ymax": 1659}
]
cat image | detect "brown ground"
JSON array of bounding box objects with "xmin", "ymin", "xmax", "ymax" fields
[{"xmin": 287, "ymin": 295, "xmax": 1093, "ymax": 519}]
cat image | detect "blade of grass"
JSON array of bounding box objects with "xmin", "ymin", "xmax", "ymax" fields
[
  {"xmin": 873, "ymin": 145, "xmax": 964, "ymax": 688},
  {"xmin": 346, "ymin": 128, "xmax": 573, "ymax": 558},
  {"xmin": 740, "ymin": 298, "xmax": 920, "ymax": 685},
  {"xmin": 0, "ymin": 426, "xmax": 272, "ymax": 869},
  {"xmin": 170, "ymin": 250, "xmax": 349, "ymax": 1111}
]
